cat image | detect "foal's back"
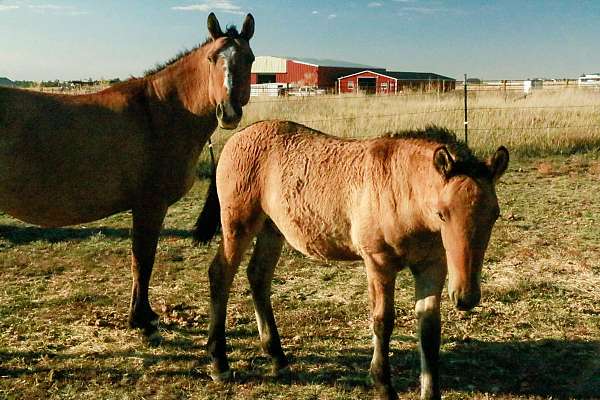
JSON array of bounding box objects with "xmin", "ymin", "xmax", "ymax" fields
[{"xmin": 217, "ymin": 120, "xmax": 408, "ymax": 261}]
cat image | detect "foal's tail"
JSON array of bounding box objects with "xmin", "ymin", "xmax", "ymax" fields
[{"xmin": 192, "ymin": 171, "xmax": 221, "ymax": 245}]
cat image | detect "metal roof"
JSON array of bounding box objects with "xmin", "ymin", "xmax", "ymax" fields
[
  {"xmin": 337, "ymin": 70, "xmax": 455, "ymax": 81},
  {"xmin": 0, "ymin": 77, "xmax": 16, "ymax": 87},
  {"xmin": 288, "ymin": 56, "xmax": 382, "ymax": 69},
  {"xmin": 383, "ymin": 71, "xmax": 455, "ymax": 81}
]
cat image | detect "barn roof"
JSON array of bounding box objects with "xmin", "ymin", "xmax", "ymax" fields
[
  {"xmin": 386, "ymin": 71, "xmax": 455, "ymax": 81},
  {"xmin": 337, "ymin": 70, "xmax": 455, "ymax": 81},
  {"xmin": 0, "ymin": 77, "xmax": 16, "ymax": 87},
  {"xmin": 289, "ymin": 56, "xmax": 381, "ymax": 69}
]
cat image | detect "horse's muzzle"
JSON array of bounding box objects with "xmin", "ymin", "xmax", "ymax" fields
[
  {"xmin": 216, "ymin": 102, "xmax": 242, "ymax": 130},
  {"xmin": 451, "ymin": 289, "xmax": 481, "ymax": 311}
]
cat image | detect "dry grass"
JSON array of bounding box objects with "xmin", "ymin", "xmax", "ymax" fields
[
  {"xmin": 0, "ymin": 155, "xmax": 599, "ymax": 399},
  {"xmin": 198, "ymin": 88, "xmax": 600, "ymax": 172}
]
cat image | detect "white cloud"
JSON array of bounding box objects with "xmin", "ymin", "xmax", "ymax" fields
[
  {"xmin": 327, "ymin": 13, "xmax": 336, "ymax": 19},
  {"xmin": 368, "ymin": 2, "xmax": 383, "ymax": 7},
  {"xmin": 0, "ymin": 5, "xmax": 19, "ymax": 11},
  {"xmin": 22, "ymin": 4, "xmax": 89, "ymax": 15},
  {"xmin": 28, "ymin": 4, "xmax": 72, "ymax": 11},
  {"xmin": 400, "ymin": 6, "xmax": 465, "ymax": 15},
  {"xmin": 172, "ymin": 1, "xmax": 244, "ymax": 15},
  {"xmin": 312, "ymin": 10, "xmax": 319, "ymax": 15}
]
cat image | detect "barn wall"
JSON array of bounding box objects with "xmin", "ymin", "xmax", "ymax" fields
[
  {"xmin": 339, "ymin": 71, "xmax": 397, "ymax": 94},
  {"xmin": 284, "ymin": 60, "xmax": 319, "ymax": 86}
]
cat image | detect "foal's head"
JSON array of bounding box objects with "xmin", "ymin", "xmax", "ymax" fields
[
  {"xmin": 433, "ymin": 146, "xmax": 509, "ymax": 311},
  {"xmin": 205, "ymin": 13, "xmax": 255, "ymax": 129}
]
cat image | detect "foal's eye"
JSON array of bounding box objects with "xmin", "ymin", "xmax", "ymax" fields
[{"xmin": 437, "ymin": 211, "xmax": 446, "ymax": 222}]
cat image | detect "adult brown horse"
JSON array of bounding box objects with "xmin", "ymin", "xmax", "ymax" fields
[
  {"xmin": 196, "ymin": 121, "xmax": 509, "ymax": 400},
  {"xmin": 0, "ymin": 12, "xmax": 255, "ymax": 340}
]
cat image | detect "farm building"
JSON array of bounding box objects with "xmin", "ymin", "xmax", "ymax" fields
[
  {"xmin": 337, "ymin": 70, "xmax": 456, "ymax": 94},
  {"xmin": 0, "ymin": 77, "xmax": 16, "ymax": 88},
  {"xmin": 523, "ymin": 79, "xmax": 544, "ymax": 93},
  {"xmin": 251, "ymin": 56, "xmax": 384, "ymax": 93},
  {"xmin": 578, "ymin": 73, "xmax": 600, "ymax": 87}
]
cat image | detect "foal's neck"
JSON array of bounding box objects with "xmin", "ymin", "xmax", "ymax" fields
[{"xmin": 395, "ymin": 143, "xmax": 445, "ymax": 230}]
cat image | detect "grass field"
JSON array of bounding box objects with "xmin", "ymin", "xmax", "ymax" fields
[
  {"xmin": 1, "ymin": 152, "xmax": 599, "ymax": 399},
  {"xmin": 1, "ymin": 89, "xmax": 599, "ymax": 399}
]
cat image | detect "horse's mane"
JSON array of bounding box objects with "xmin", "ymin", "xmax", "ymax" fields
[
  {"xmin": 143, "ymin": 25, "xmax": 240, "ymax": 77},
  {"xmin": 386, "ymin": 126, "xmax": 492, "ymax": 179}
]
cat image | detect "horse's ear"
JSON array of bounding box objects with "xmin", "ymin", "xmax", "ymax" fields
[
  {"xmin": 240, "ymin": 13, "xmax": 255, "ymax": 41},
  {"xmin": 433, "ymin": 146, "xmax": 454, "ymax": 180},
  {"xmin": 487, "ymin": 146, "xmax": 509, "ymax": 182},
  {"xmin": 207, "ymin": 12, "xmax": 223, "ymax": 40}
]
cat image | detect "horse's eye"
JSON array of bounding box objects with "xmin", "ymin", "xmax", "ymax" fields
[{"xmin": 437, "ymin": 211, "xmax": 446, "ymax": 222}]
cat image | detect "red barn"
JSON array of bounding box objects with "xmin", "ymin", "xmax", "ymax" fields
[
  {"xmin": 251, "ymin": 56, "xmax": 384, "ymax": 93},
  {"xmin": 338, "ymin": 70, "xmax": 456, "ymax": 94}
]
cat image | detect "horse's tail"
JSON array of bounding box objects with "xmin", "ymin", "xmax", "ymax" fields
[{"xmin": 192, "ymin": 171, "xmax": 221, "ymax": 245}]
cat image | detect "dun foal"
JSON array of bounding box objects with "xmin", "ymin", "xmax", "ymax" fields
[
  {"xmin": 197, "ymin": 121, "xmax": 509, "ymax": 400},
  {"xmin": 0, "ymin": 13, "xmax": 255, "ymax": 340}
]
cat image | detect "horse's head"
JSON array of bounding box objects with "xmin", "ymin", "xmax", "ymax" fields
[
  {"xmin": 205, "ymin": 12, "xmax": 255, "ymax": 129},
  {"xmin": 433, "ymin": 146, "xmax": 509, "ymax": 311}
]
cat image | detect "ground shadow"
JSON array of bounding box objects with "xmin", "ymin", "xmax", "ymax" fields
[
  {"xmin": 229, "ymin": 337, "xmax": 600, "ymax": 399},
  {"xmin": 0, "ymin": 224, "xmax": 192, "ymax": 245},
  {"xmin": 0, "ymin": 337, "xmax": 597, "ymax": 398}
]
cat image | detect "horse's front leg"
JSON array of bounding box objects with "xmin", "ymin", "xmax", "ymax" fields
[
  {"xmin": 411, "ymin": 262, "xmax": 446, "ymax": 400},
  {"xmin": 365, "ymin": 256, "xmax": 398, "ymax": 400},
  {"xmin": 207, "ymin": 226, "xmax": 254, "ymax": 381},
  {"xmin": 128, "ymin": 204, "xmax": 168, "ymax": 341}
]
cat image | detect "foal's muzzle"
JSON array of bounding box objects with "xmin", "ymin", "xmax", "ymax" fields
[{"xmin": 216, "ymin": 102, "xmax": 242, "ymax": 129}]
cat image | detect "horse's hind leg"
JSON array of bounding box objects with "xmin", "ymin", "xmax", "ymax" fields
[
  {"xmin": 129, "ymin": 204, "xmax": 168, "ymax": 342},
  {"xmin": 207, "ymin": 215, "xmax": 262, "ymax": 381},
  {"xmin": 246, "ymin": 220, "xmax": 287, "ymax": 375}
]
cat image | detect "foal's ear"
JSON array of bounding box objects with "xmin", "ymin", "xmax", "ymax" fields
[
  {"xmin": 241, "ymin": 13, "xmax": 255, "ymax": 41},
  {"xmin": 487, "ymin": 146, "xmax": 509, "ymax": 182},
  {"xmin": 433, "ymin": 146, "xmax": 455, "ymax": 180},
  {"xmin": 207, "ymin": 12, "xmax": 223, "ymax": 40}
]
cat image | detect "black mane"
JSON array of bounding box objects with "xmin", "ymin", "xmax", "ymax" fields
[
  {"xmin": 143, "ymin": 25, "xmax": 240, "ymax": 77},
  {"xmin": 387, "ymin": 126, "xmax": 492, "ymax": 179}
]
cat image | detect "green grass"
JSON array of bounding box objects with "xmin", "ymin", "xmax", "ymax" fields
[{"xmin": 0, "ymin": 154, "xmax": 599, "ymax": 399}]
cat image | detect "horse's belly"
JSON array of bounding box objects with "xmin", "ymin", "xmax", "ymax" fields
[
  {"xmin": 0, "ymin": 188, "xmax": 130, "ymax": 227},
  {"xmin": 0, "ymin": 168, "xmax": 134, "ymax": 227},
  {"xmin": 275, "ymin": 222, "xmax": 360, "ymax": 261},
  {"xmin": 0, "ymin": 132, "xmax": 143, "ymax": 226}
]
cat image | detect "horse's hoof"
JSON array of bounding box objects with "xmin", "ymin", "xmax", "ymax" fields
[
  {"xmin": 210, "ymin": 369, "xmax": 233, "ymax": 382},
  {"xmin": 145, "ymin": 330, "xmax": 163, "ymax": 347},
  {"xmin": 271, "ymin": 364, "xmax": 291, "ymax": 377},
  {"xmin": 375, "ymin": 386, "xmax": 399, "ymax": 400},
  {"xmin": 129, "ymin": 313, "xmax": 160, "ymax": 331}
]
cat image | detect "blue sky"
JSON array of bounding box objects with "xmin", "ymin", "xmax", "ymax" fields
[{"xmin": 1, "ymin": 0, "xmax": 599, "ymax": 81}]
